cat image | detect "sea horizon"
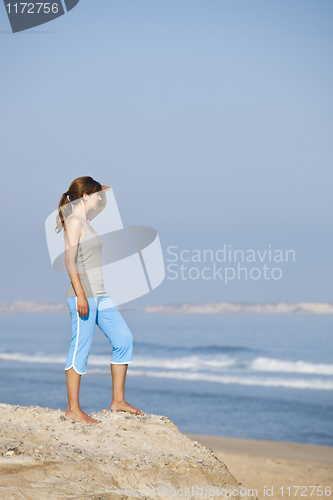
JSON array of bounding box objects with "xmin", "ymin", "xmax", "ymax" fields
[{"xmin": 0, "ymin": 299, "xmax": 332, "ymax": 315}]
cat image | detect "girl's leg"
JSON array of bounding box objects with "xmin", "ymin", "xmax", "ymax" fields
[
  {"xmin": 96, "ymin": 296, "xmax": 143, "ymax": 415},
  {"xmin": 65, "ymin": 297, "xmax": 100, "ymax": 423},
  {"xmin": 110, "ymin": 363, "xmax": 143, "ymax": 414},
  {"xmin": 65, "ymin": 368, "xmax": 99, "ymax": 424}
]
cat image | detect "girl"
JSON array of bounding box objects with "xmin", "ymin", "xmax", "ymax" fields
[{"xmin": 56, "ymin": 176, "xmax": 143, "ymax": 424}]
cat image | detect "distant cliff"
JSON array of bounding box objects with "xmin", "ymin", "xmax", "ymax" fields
[
  {"xmin": 144, "ymin": 302, "xmax": 333, "ymax": 315},
  {"xmin": 1, "ymin": 300, "xmax": 332, "ymax": 315}
]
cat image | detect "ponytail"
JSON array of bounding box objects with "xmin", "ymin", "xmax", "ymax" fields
[{"xmin": 55, "ymin": 192, "xmax": 72, "ymax": 233}]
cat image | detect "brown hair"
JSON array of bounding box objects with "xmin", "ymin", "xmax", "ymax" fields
[{"xmin": 55, "ymin": 176, "xmax": 102, "ymax": 233}]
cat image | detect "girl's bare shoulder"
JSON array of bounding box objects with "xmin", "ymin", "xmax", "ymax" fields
[{"xmin": 64, "ymin": 214, "xmax": 82, "ymax": 233}]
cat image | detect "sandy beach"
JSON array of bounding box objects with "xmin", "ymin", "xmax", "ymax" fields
[
  {"xmin": 1, "ymin": 403, "xmax": 332, "ymax": 500},
  {"xmin": 185, "ymin": 434, "xmax": 333, "ymax": 499}
]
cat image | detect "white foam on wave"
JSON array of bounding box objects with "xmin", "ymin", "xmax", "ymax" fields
[
  {"xmin": 2, "ymin": 351, "xmax": 332, "ymax": 390},
  {"xmin": 0, "ymin": 352, "xmax": 66, "ymax": 364},
  {"xmin": 86, "ymin": 368, "xmax": 333, "ymax": 390},
  {"xmin": 0, "ymin": 352, "xmax": 113, "ymax": 365},
  {"xmin": 0, "ymin": 351, "xmax": 237, "ymax": 370},
  {"xmin": 250, "ymin": 357, "xmax": 333, "ymax": 375},
  {"xmin": 126, "ymin": 355, "xmax": 237, "ymax": 370},
  {"xmin": 132, "ymin": 354, "xmax": 333, "ymax": 375},
  {"xmin": 1, "ymin": 351, "xmax": 333, "ymax": 377}
]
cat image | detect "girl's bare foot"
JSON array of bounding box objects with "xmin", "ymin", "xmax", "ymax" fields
[
  {"xmin": 65, "ymin": 408, "xmax": 100, "ymax": 424},
  {"xmin": 110, "ymin": 400, "xmax": 144, "ymax": 415}
]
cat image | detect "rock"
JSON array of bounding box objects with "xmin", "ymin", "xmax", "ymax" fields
[{"xmin": 0, "ymin": 402, "xmax": 257, "ymax": 500}]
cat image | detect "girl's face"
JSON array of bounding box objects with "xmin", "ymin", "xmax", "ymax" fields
[{"xmin": 86, "ymin": 191, "xmax": 102, "ymax": 210}]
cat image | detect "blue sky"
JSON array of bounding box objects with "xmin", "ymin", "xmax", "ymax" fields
[{"xmin": 0, "ymin": 0, "xmax": 332, "ymax": 306}]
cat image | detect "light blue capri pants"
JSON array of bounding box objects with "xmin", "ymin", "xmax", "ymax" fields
[{"xmin": 65, "ymin": 295, "xmax": 133, "ymax": 375}]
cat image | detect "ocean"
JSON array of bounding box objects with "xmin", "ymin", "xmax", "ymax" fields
[{"xmin": 0, "ymin": 311, "xmax": 332, "ymax": 446}]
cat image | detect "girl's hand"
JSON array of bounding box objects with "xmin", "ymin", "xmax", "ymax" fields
[
  {"xmin": 77, "ymin": 294, "xmax": 89, "ymax": 317},
  {"xmin": 102, "ymin": 185, "xmax": 111, "ymax": 191}
]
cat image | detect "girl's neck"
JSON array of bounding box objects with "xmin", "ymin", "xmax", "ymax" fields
[{"xmin": 72, "ymin": 209, "xmax": 88, "ymax": 221}]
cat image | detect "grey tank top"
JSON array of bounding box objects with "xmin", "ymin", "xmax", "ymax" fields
[{"xmin": 65, "ymin": 213, "xmax": 107, "ymax": 298}]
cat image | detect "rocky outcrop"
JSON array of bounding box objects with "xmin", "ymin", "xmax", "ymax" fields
[{"xmin": 0, "ymin": 403, "xmax": 257, "ymax": 500}]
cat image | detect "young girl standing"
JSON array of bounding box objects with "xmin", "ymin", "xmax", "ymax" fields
[{"xmin": 56, "ymin": 176, "xmax": 142, "ymax": 424}]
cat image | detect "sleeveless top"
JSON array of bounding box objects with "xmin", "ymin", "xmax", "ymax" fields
[{"xmin": 65, "ymin": 213, "xmax": 107, "ymax": 298}]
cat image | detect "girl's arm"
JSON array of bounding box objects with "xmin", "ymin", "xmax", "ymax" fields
[
  {"xmin": 64, "ymin": 216, "xmax": 89, "ymax": 317},
  {"xmin": 87, "ymin": 185, "xmax": 112, "ymax": 222}
]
